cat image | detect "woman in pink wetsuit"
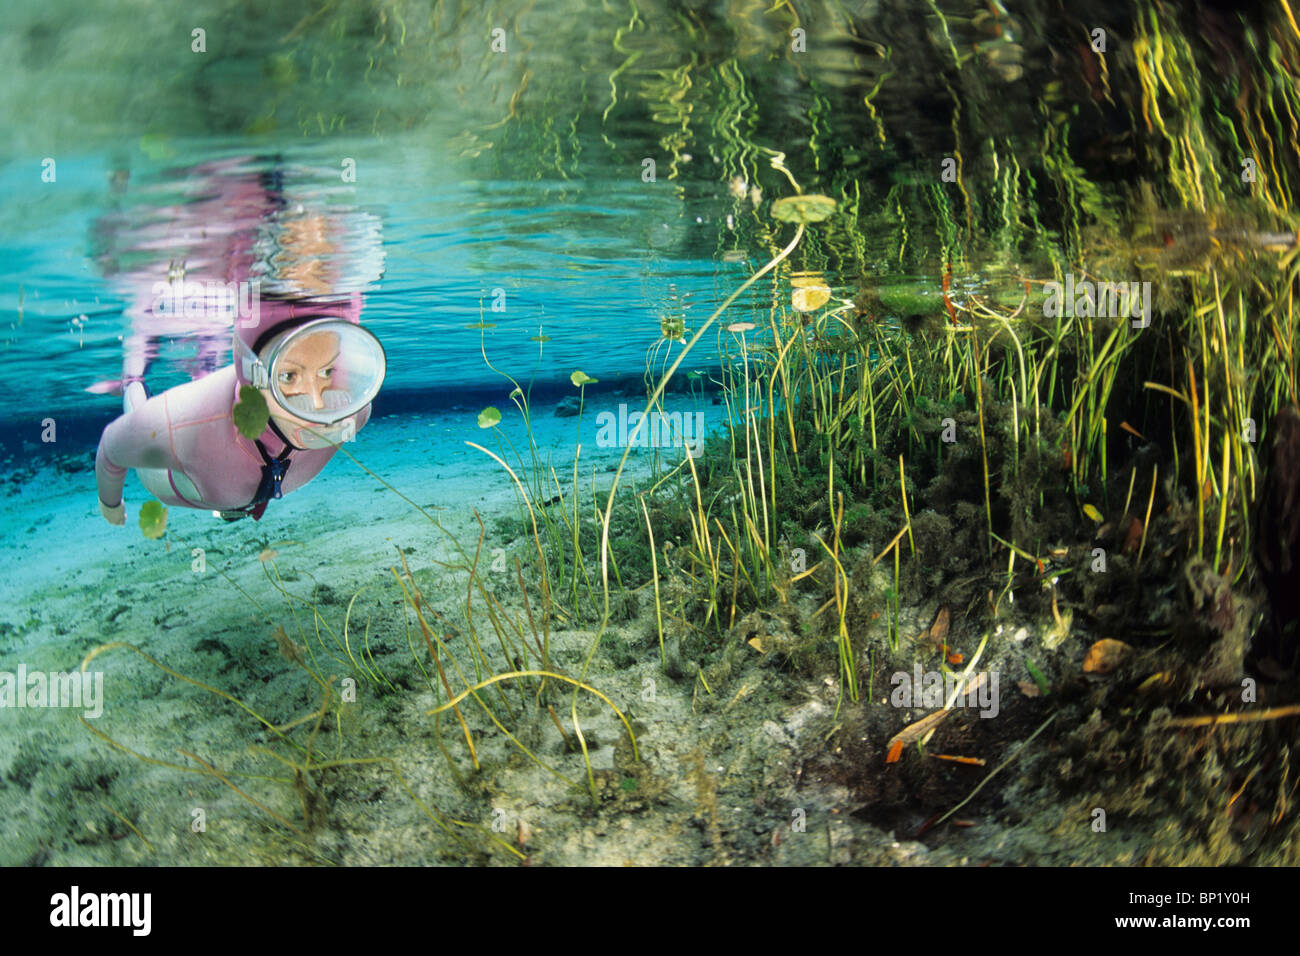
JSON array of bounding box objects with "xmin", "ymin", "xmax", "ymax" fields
[
  {"xmin": 96, "ymin": 293, "xmax": 385, "ymax": 523},
  {"xmin": 93, "ymin": 159, "xmax": 387, "ymax": 524}
]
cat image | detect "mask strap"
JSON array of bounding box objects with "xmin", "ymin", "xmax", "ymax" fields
[
  {"xmin": 235, "ymin": 337, "xmax": 269, "ymax": 388},
  {"xmin": 267, "ymin": 418, "xmax": 300, "ymax": 453}
]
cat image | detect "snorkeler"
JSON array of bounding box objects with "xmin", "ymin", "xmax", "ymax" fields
[{"xmin": 95, "ymin": 295, "xmax": 386, "ymax": 523}]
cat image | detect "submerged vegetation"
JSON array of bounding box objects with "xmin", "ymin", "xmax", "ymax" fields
[{"xmin": 55, "ymin": 0, "xmax": 1300, "ymax": 863}]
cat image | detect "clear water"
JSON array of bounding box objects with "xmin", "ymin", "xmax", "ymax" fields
[
  {"xmin": 0, "ymin": 141, "xmax": 756, "ymax": 429},
  {"xmin": 0, "ymin": 0, "xmax": 937, "ymax": 443}
]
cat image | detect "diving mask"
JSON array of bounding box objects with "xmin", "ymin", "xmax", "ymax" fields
[
  {"xmin": 237, "ymin": 317, "xmax": 386, "ymax": 423},
  {"xmin": 236, "ymin": 317, "xmax": 385, "ymax": 448}
]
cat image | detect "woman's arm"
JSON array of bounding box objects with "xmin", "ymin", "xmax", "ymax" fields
[{"xmin": 95, "ymin": 393, "xmax": 180, "ymax": 509}]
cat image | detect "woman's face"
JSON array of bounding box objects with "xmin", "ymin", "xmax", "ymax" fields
[{"xmin": 261, "ymin": 330, "xmax": 341, "ymax": 430}]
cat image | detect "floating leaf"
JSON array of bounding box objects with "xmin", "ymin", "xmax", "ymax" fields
[
  {"xmin": 660, "ymin": 315, "xmax": 687, "ymax": 342},
  {"xmin": 139, "ymin": 500, "xmax": 168, "ymax": 540},
  {"xmin": 1082, "ymin": 503, "xmax": 1103, "ymax": 523},
  {"xmin": 466, "ymin": 321, "xmax": 497, "ymax": 330},
  {"xmin": 570, "ymin": 370, "xmax": 598, "ymax": 387},
  {"xmin": 477, "ymin": 407, "xmax": 501, "ymax": 428},
  {"xmin": 770, "ymin": 194, "xmax": 837, "ymax": 224},
  {"xmin": 530, "ymin": 334, "xmax": 551, "ymax": 343},
  {"xmin": 233, "ymin": 386, "xmax": 269, "ymax": 440},
  {"xmin": 727, "ymin": 322, "xmax": 756, "ymax": 333},
  {"xmin": 791, "ymin": 284, "xmax": 831, "ymax": 312}
]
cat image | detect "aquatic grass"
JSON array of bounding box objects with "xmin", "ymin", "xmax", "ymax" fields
[
  {"xmin": 475, "ymin": 329, "xmax": 616, "ymax": 624},
  {"xmin": 391, "ymin": 552, "xmax": 601, "ymax": 790},
  {"xmin": 572, "ymin": 201, "xmax": 812, "ymax": 787},
  {"xmin": 476, "ymin": 325, "xmax": 582, "ymax": 609},
  {"xmin": 257, "ymin": 562, "xmax": 395, "ymax": 692},
  {"xmin": 558, "ymin": 371, "xmax": 600, "ymax": 615},
  {"xmin": 76, "ymin": 639, "xmax": 522, "ymax": 858},
  {"xmin": 289, "ymin": 2, "xmax": 1300, "ymax": 830},
  {"xmin": 886, "ymin": 536, "xmax": 903, "ymax": 653},
  {"xmin": 639, "ymin": 493, "xmax": 666, "ymax": 668},
  {"xmin": 717, "ymin": 321, "xmax": 779, "ymax": 606},
  {"xmin": 147, "ymin": 427, "xmax": 629, "ymax": 820},
  {"xmin": 811, "ymin": 491, "xmax": 858, "ymax": 707}
]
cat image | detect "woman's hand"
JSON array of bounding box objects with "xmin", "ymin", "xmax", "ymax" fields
[{"xmin": 100, "ymin": 498, "xmax": 126, "ymax": 525}]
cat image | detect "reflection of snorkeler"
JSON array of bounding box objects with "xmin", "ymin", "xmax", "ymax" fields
[
  {"xmin": 96, "ymin": 297, "xmax": 386, "ymax": 523},
  {"xmin": 93, "ymin": 159, "xmax": 387, "ymax": 524}
]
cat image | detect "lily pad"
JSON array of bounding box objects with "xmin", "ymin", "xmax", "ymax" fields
[
  {"xmin": 233, "ymin": 386, "xmax": 269, "ymax": 439},
  {"xmin": 139, "ymin": 500, "xmax": 168, "ymax": 540},
  {"xmin": 570, "ymin": 370, "xmax": 598, "ymax": 387},
  {"xmin": 791, "ymin": 284, "xmax": 831, "ymax": 312},
  {"xmin": 660, "ymin": 314, "xmax": 687, "ymax": 342},
  {"xmin": 770, "ymin": 194, "xmax": 837, "ymax": 224},
  {"xmin": 477, "ymin": 407, "xmax": 502, "ymax": 428}
]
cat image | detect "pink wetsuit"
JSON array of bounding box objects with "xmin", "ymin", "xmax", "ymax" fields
[{"xmin": 95, "ymin": 364, "xmax": 372, "ymax": 513}]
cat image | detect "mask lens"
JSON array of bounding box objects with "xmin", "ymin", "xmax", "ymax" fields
[
  {"xmin": 267, "ymin": 320, "xmax": 385, "ymax": 423},
  {"xmin": 282, "ymin": 389, "xmax": 354, "ymax": 415}
]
